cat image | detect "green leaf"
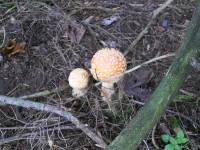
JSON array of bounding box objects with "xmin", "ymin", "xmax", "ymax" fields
[
  {"xmin": 174, "ymin": 145, "xmax": 182, "ymax": 150},
  {"xmin": 176, "ymin": 130, "xmax": 185, "ymax": 139},
  {"xmin": 176, "ymin": 138, "xmax": 189, "ymax": 144},
  {"xmin": 169, "ymin": 137, "xmax": 177, "ymax": 145},
  {"xmin": 165, "ymin": 144, "xmax": 175, "ymax": 150},
  {"xmin": 161, "ymin": 134, "xmax": 170, "ymax": 143}
]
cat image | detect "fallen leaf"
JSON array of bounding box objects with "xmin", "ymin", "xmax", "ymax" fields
[
  {"xmin": 63, "ymin": 20, "xmax": 86, "ymax": 44},
  {"xmin": 162, "ymin": 19, "xmax": 169, "ymax": 29},
  {"xmin": 6, "ymin": 39, "xmax": 17, "ymax": 50},
  {"xmin": 0, "ymin": 39, "xmax": 26, "ymax": 57},
  {"xmin": 118, "ymin": 68, "xmax": 153, "ymax": 102},
  {"xmin": 101, "ymin": 15, "xmax": 118, "ymax": 26}
]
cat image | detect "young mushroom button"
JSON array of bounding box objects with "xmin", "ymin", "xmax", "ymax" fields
[
  {"xmin": 68, "ymin": 68, "xmax": 90, "ymax": 98},
  {"xmin": 90, "ymin": 48, "xmax": 126, "ymax": 103}
]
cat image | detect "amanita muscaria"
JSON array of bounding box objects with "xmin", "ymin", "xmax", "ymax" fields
[
  {"xmin": 68, "ymin": 68, "xmax": 90, "ymax": 97},
  {"xmin": 90, "ymin": 48, "xmax": 126, "ymax": 107}
]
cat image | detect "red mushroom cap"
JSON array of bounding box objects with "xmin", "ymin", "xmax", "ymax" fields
[{"xmin": 91, "ymin": 48, "xmax": 126, "ymax": 83}]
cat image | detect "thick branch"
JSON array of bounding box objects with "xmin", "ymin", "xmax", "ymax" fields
[
  {"xmin": 0, "ymin": 95, "xmax": 106, "ymax": 148},
  {"xmin": 107, "ymin": 1, "xmax": 200, "ymax": 150}
]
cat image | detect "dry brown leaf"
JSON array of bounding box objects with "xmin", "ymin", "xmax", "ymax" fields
[
  {"xmin": 7, "ymin": 39, "xmax": 17, "ymax": 50},
  {"xmin": 0, "ymin": 39, "xmax": 26, "ymax": 57},
  {"xmin": 63, "ymin": 20, "xmax": 86, "ymax": 44},
  {"xmin": 118, "ymin": 68, "xmax": 154, "ymax": 102}
]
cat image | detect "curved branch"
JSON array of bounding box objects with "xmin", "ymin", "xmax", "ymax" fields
[{"xmin": 0, "ymin": 95, "xmax": 106, "ymax": 148}]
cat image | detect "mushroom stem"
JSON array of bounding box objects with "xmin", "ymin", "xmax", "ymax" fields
[
  {"xmin": 101, "ymin": 82, "xmax": 116, "ymax": 111},
  {"xmin": 101, "ymin": 82, "xmax": 115, "ymax": 96},
  {"xmin": 72, "ymin": 88, "xmax": 88, "ymax": 98}
]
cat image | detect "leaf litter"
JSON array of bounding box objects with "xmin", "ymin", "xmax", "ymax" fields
[
  {"xmin": 63, "ymin": 20, "xmax": 86, "ymax": 44},
  {"xmin": 118, "ymin": 68, "xmax": 154, "ymax": 102}
]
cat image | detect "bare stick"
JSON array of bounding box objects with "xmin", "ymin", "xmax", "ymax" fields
[
  {"xmin": 0, "ymin": 27, "xmax": 6, "ymax": 48},
  {"xmin": 124, "ymin": 53, "xmax": 175, "ymax": 74},
  {"xmin": 0, "ymin": 123, "xmax": 76, "ymax": 130},
  {"xmin": 20, "ymin": 86, "xmax": 66, "ymax": 99},
  {"xmin": 124, "ymin": 0, "xmax": 174, "ymax": 56},
  {"xmin": 0, "ymin": 95, "xmax": 106, "ymax": 148},
  {"xmin": 151, "ymin": 125, "xmax": 160, "ymax": 149}
]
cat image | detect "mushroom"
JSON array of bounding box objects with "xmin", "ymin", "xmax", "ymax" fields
[
  {"xmin": 90, "ymin": 48, "xmax": 126, "ymax": 108},
  {"xmin": 68, "ymin": 68, "xmax": 90, "ymax": 97}
]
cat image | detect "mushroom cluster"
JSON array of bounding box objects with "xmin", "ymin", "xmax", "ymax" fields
[{"xmin": 68, "ymin": 48, "xmax": 126, "ymax": 110}]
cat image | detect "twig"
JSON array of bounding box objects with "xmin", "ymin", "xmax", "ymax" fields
[
  {"xmin": 73, "ymin": 6, "xmax": 119, "ymax": 14},
  {"xmin": 20, "ymin": 86, "xmax": 66, "ymax": 99},
  {"xmin": 0, "ymin": 132, "xmax": 41, "ymax": 145},
  {"xmin": 142, "ymin": 140, "xmax": 150, "ymax": 150},
  {"xmin": 180, "ymin": 89, "xmax": 197, "ymax": 98},
  {"xmin": 0, "ymin": 27, "xmax": 6, "ymax": 48},
  {"xmin": 124, "ymin": 0, "xmax": 174, "ymax": 56},
  {"xmin": 0, "ymin": 123, "xmax": 75, "ymax": 130},
  {"xmin": 0, "ymin": 95, "xmax": 107, "ymax": 148},
  {"xmin": 0, "ymin": 125, "xmax": 76, "ymax": 145},
  {"xmin": 0, "ymin": 108, "xmax": 26, "ymax": 124},
  {"xmin": 73, "ymin": 6, "xmax": 140, "ymax": 15},
  {"xmin": 95, "ymin": 53, "xmax": 175, "ymax": 86},
  {"xmin": 151, "ymin": 125, "xmax": 160, "ymax": 149},
  {"xmin": 3, "ymin": 5, "xmax": 17, "ymax": 16},
  {"xmin": 124, "ymin": 53, "xmax": 175, "ymax": 74}
]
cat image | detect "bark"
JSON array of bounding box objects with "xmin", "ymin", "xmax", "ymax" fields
[{"xmin": 106, "ymin": 1, "xmax": 200, "ymax": 150}]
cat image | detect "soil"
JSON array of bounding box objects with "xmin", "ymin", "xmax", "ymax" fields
[{"xmin": 0, "ymin": 0, "xmax": 199, "ymax": 150}]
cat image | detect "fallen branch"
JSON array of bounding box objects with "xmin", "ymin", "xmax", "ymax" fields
[
  {"xmin": 20, "ymin": 86, "xmax": 66, "ymax": 99},
  {"xmin": 124, "ymin": 0, "xmax": 174, "ymax": 56},
  {"xmin": 107, "ymin": 1, "xmax": 200, "ymax": 149},
  {"xmin": 0, "ymin": 95, "xmax": 106, "ymax": 148}
]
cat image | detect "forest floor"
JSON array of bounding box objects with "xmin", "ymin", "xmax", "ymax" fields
[{"xmin": 0, "ymin": 0, "xmax": 199, "ymax": 149}]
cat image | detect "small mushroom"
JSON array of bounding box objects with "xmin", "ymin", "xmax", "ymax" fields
[
  {"xmin": 90, "ymin": 48, "xmax": 126, "ymax": 109},
  {"xmin": 68, "ymin": 68, "xmax": 90, "ymax": 97}
]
